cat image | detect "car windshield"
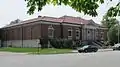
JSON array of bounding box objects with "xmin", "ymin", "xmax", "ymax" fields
[{"xmin": 82, "ymin": 45, "xmax": 89, "ymax": 49}]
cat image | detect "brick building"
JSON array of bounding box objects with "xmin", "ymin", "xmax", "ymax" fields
[{"xmin": 0, "ymin": 16, "xmax": 107, "ymax": 47}]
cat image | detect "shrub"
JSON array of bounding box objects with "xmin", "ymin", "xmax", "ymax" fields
[
  {"xmin": 40, "ymin": 38, "xmax": 49, "ymax": 48},
  {"xmin": 8, "ymin": 45, "xmax": 12, "ymax": 47},
  {"xmin": 63, "ymin": 39, "xmax": 73, "ymax": 48},
  {"xmin": 49, "ymin": 39, "xmax": 73, "ymax": 49}
]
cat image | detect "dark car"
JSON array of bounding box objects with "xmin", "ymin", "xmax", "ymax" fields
[
  {"xmin": 77, "ymin": 45, "xmax": 98, "ymax": 53},
  {"xmin": 113, "ymin": 43, "xmax": 120, "ymax": 51}
]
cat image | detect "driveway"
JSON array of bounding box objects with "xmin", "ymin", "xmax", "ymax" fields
[{"xmin": 0, "ymin": 51, "xmax": 120, "ymax": 67}]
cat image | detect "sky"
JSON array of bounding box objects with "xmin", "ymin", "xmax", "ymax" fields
[{"xmin": 0, "ymin": 0, "xmax": 119, "ymax": 27}]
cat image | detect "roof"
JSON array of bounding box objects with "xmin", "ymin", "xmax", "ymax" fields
[
  {"xmin": 88, "ymin": 19, "xmax": 100, "ymax": 27},
  {"xmin": 3, "ymin": 15, "xmax": 98, "ymax": 28},
  {"xmin": 41, "ymin": 16, "xmax": 63, "ymax": 22},
  {"xmin": 3, "ymin": 17, "xmax": 43, "ymax": 28},
  {"xmin": 59, "ymin": 16, "xmax": 89, "ymax": 24}
]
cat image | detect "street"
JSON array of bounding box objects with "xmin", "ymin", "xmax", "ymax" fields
[{"xmin": 0, "ymin": 51, "xmax": 120, "ymax": 67}]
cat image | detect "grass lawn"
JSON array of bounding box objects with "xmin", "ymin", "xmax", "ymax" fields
[{"xmin": 0, "ymin": 48, "xmax": 72, "ymax": 54}]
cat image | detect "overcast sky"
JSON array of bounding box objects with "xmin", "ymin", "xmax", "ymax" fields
[{"xmin": 0, "ymin": 0, "xmax": 119, "ymax": 27}]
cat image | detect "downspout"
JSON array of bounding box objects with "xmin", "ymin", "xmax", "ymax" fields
[
  {"xmin": 5, "ymin": 29, "xmax": 7, "ymax": 47},
  {"xmin": 40, "ymin": 16, "xmax": 44, "ymax": 39},
  {"xmin": 40, "ymin": 17, "xmax": 44, "ymax": 49},
  {"xmin": 60, "ymin": 23, "xmax": 63, "ymax": 39},
  {"xmin": 31, "ymin": 27, "xmax": 33, "ymax": 40},
  {"xmin": 21, "ymin": 25, "xmax": 23, "ymax": 48},
  {"xmin": 80, "ymin": 24, "xmax": 83, "ymax": 42},
  {"xmin": 60, "ymin": 17, "xmax": 65, "ymax": 39}
]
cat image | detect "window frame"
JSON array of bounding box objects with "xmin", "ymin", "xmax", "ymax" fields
[
  {"xmin": 76, "ymin": 28, "xmax": 80, "ymax": 39},
  {"xmin": 68, "ymin": 27, "xmax": 72, "ymax": 39},
  {"xmin": 48, "ymin": 25, "xmax": 54, "ymax": 38}
]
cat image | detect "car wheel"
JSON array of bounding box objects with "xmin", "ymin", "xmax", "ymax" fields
[
  {"xmin": 84, "ymin": 50, "xmax": 88, "ymax": 53},
  {"xmin": 78, "ymin": 50, "xmax": 81, "ymax": 53},
  {"xmin": 113, "ymin": 49, "xmax": 115, "ymax": 51},
  {"xmin": 94, "ymin": 49, "xmax": 98, "ymax": 52}
]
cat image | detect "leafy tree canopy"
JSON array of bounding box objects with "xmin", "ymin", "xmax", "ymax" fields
[
  {"xmin": 25, "ymin": 0, "xmax": 105, "ymax": 17},
  {"xmin": 25, "ymin": 0, "xmax": 120, "ymax": 17},
  {"xmin": 108, "ymin": 24, "xmax": 120, "ymax": 45},
  {"xmin": 101, "ymin": 14, "xmax": 119, "ymax": 30},
  {"xmin": 107, "ymin": 2, "xmax": 120, "ymax": 17}
]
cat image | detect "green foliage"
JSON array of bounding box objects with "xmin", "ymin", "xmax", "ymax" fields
[
  {"xmin": 101, "ymin": 14, "xmax": 119, "ymax": 30},
  {"xmin": 108, "ymin": 25, "xmax": 120, "ymax": 45},
  {"xmin": 49, "ymin": 39, "xmax": 73, "ymax": 49},
  {"xmin": 49, "ymin": 39, "xmax": 62, "ymax": 48},
  {"xmin": 40, "ymin": 38, "xmax": 49, "ymax": 48},
  {"xmin": 25, "ymin": 0, "xmax": 120, "ymax": 17},
  {"xmin": 101, "ymin": 13, "xmax": 119, "ymax": 43},
  {"xmin": 63, "ymin": 39, "xmax": 73, "ymax": 48},
  {"xmin": 25, "ymin": 0, "xmax": 104, "ymax": 17},
  {"xmin": 8, "ymin": 45, "xmax": 12, "ymax": 47},
  {"xmin": 107, "ymin": 2, "xmax": 120, "ymax": 17}
]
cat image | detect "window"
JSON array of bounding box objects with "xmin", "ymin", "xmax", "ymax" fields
[
  {"xmin": 87, "ymin": 30, "xmax": 91, "ymax": 36},
  {"xmin": 68, "ymin": 31, "xmax": 72, "ymax": 36},
  {"xmin": 96, "ymin": 31, "xmax": 98, "ymax": 36},
  {"xmin": 68, "ymin": 27, "xmax": 72, "ymax": 38},
  {"xmin": 95, "ymin": 30, "xmax": 99, "ymax": 40},
  {"xmin": 76, "ymin": 28, "xmax": 80, "ymax": 39},
  {"xmin": 48, "ymin": 25, "xmax": 54, "ymax": 38},
  {"xmin": 88, "ymin": 31, "xmax": 90, "ymax": 34},
  {"xmin": 101, "ymin": 32, "xmax": 104, "ymax": 40}
]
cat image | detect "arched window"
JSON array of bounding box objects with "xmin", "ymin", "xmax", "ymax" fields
[
  {"xmin": 87, "ymin": 29, "xmax": 92, "ymax": 40},
  {"xmin": 101, "ymin": 30, "xmax": 104, "ymax": 40},
  {"xmin": 76, "ymin": 28, "xmax": 80, "ymax": 39},
  {"xmin": 48, "ymin": 25, "xmax": 54, "ymax": 38},
  {"xmin": 68, "ymin": 27, "xmax": 72, "ymax": 39}
]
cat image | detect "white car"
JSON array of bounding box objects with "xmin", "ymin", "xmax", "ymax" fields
[{"xmin": 113, "ymin": 43, "xmax": 120, "ymax": 51}]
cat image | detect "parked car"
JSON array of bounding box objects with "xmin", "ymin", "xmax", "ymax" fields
[
  {"xmin": 77, "ymin": 45, "xmax": 98, "ymax": 53},
  {"xmin": 113, "ymin": 43, "xmax": 120, "ymax": 51}
]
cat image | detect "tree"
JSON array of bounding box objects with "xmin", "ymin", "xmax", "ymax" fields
[
  {"xmin": 107, "ymin": 24, "xmax": 120, "ymax": 45},
  {"xmin": 107, "ymin": 2, "xmax": 120, "ymax": 17},
  {"xmin": 25, "ymin": 0, "xmax": 120, "ymax": 17},
  {"xmin": 25, "ymin": 0, "xmax": 104, "ymax": 17},
  {"xmin": 101, "ymin": 14, "xmax": 119, "ymax": 44},
  {"xmin": 101, "ymin": 14, "xmax": 119, "ymax": 31}
]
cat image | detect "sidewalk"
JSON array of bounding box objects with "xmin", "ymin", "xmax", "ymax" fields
[
  {"xmin": 0, "ymin": 52, "xmax": 27, "ymax": 55},
  {"xmin": 98, "ymin": 49, "xmax": 113, "ymax": 52}
]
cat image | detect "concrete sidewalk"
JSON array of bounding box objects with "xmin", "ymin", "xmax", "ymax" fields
[
  {"xmin": 98, "ymin": 49, "xmax": 113, "ymax": 52},
  {"xmin": 0, "ymin": 52, "xmax": 27, "ymax": 55}
]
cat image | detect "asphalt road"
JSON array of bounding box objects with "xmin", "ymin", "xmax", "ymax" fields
[{"xmin": 0, "ymin": 51, "xmax": 120, "ymax": 67}]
